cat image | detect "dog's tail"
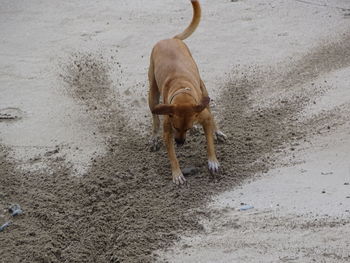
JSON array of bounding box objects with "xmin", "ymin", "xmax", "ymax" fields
[{"xmin": 173, "ymin": 0, "xmax": 201, "ymax": 41}]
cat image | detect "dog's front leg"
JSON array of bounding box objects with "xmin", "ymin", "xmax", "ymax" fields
[
  {"xmin": 148, "ymin": 65, "xmax": 162, "ymax": 152},
  {"xmin": 163, "ymin": 117, "xmax": 186, "ymax": 185},
  {"xmin": 200, "ymin": 112, "xmax": 220, "ymax": 174}
]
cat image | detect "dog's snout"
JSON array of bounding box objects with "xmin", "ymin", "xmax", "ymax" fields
[{"xmin": 175, "ymin": 138, "xmax": 185, "ymax": 146}]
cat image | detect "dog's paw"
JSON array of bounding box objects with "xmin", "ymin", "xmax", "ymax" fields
[
  {"xmin": 149, "ymin": 136, "xmax": 161, "ymax": 152},
  {"xmin": 208, "ymin": 159, "xmax": 220, "ymax": 174},
  {"xmin": 215, "ymin": 130, "xmax": 227, "ymax": 143},
  {"xmin": 172, "ymin": 171, "xmax": 186, "ymax": 185}
]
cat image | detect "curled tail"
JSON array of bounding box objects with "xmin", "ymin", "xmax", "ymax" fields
[{"xmin": 173, "ymin": 0, "xmax": 201, "ymax": 40}]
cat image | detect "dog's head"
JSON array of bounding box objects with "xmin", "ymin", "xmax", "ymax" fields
[{"xmin": 152, "ymin": 96, "xmax": 210, "ymax": 145}]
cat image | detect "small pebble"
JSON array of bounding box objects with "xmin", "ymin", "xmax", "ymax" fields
[
  {"xmin": 182, "ymin": 166, "xmax": 199, "ymax": 176},
  {"xmin": 0, "ymin": 221, "xmax": 11, "ymax": 232},
  {"xmin": 239, "ymin": 205, "xmax": 254, "ymax": 211},
  {"xmin": 9, "ymin": 204, "xmax": 23, "ymax": 216}
]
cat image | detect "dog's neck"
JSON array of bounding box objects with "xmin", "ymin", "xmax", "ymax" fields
[
  {"xmin": 169, "ymin": 87, "xmax": 197, "ymax": 104},
  {"xmin": 165, "ymin": 79, "xmax": 198, "ymax": 104}
]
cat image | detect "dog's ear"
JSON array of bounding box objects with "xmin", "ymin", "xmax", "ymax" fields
[
  {"xmin": 152, "ymin": 104, "xmax": 175, "ymax": 115},
  {"xmin": 193, "ymin": 96, "xmax": 210, "ymax": 113}
]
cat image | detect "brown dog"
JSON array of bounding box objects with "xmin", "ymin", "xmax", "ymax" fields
[{"xmin": 148, "ymin": 0, "xmax": 226, "ymax": 185}]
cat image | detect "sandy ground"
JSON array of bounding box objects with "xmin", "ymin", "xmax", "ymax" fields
[
  {"xmin": 1, "ymin": 0, "xmax": 350, "ymax": 262},
  {"xmin": 160, "ymin": 107, "xmax": 350, "ymax": 263}
]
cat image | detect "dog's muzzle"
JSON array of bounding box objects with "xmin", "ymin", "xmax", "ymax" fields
[{"xmin": 175, "ymin": 138, "xmax": 185, "ymax": 146}]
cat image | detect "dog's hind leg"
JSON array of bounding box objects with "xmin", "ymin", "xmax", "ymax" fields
[
  {"xmin": 200, "ymin": 79, "xmax": 227, "ymax": 142},
  {"xmin": 148, "ymin": 62, "xmax": 161, "ymax": 151}
]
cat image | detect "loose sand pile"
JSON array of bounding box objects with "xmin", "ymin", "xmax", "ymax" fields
[{"xmin": 1, "ymin": 33, "xmax": 350, "ymax": 262}]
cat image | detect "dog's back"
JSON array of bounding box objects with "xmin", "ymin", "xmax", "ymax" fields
[{"xmin": 151, "ymin": 39, "xmax": 200, "ymax": 92}]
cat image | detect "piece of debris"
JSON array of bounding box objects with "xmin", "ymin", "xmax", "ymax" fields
[
  {"xmin": 0, "ymin": 107, "xmax": 23, "ymax": 121},
  {"xmin": 321, "ymin": 172, "xmax": 333, "ymax": 175},
  {"xmin": 0, "ymin": 113, "xmax": 17, "ymax": 120},
  {"xmin": 239, "ymin": 205, "xmax": 254, "ymax": 211},
  {"xmin": 189, "ymin": 125, "xmax": 201, "ymax": 136},
  {"xmin": 9, "ymin": 204, "xmax": 23, "ymax": 216},
  {"xmin": 321, "ymin": 190, "xmax": 326, "ymax": 194},
  {"xmin": 344, "ymin": 182, "xmax": 349, "ymax": 185},
  {"xmin": 44, "ymin": 148, "xmax": 59, "ymax": 157},
  {"xmin": 0, "ymin": 221, "xmax": 11, "ymax": 232}
]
